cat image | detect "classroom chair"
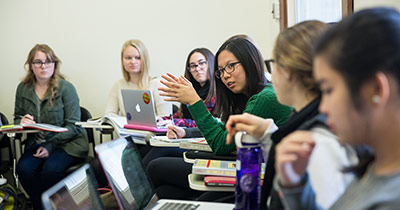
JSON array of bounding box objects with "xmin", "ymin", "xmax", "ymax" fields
[{"xmin": 0, "ymin": 112, "xmax": 13, "ymax": 174}]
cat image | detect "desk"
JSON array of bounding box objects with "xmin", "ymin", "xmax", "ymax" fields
[
  {"xmin": 75, "ymin": 122, "xmax": 114, "ymax": 148},
  {"xmin": 2, "ymin": 129, "xmax": 40, "ymax": 189},
  {"xmin": 188, "ymin": 174, "xmax": 235, "ymax": 192}
]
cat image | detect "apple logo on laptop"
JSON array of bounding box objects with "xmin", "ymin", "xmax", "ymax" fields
[{"xmin": 135, "ymin": 103, "xmax": 141, "ymax": 112}]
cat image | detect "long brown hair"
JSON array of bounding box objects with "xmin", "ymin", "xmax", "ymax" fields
[{"xmin": 23, "ymin": 44, "xmax": 64, "ymax": 105}]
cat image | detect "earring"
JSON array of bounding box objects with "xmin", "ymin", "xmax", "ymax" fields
[{"xmin": 372, "ymin": 95, "xmax": 380, "ymax": 103}]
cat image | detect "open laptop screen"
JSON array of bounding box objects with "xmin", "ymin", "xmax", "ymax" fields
[
  {"xmin": 41, "ymin": 164, "xmax": 105, "ymax": 210},
  {"xmin": 95, "ymin": 137, "xmax": 157, "ymax": 210}
]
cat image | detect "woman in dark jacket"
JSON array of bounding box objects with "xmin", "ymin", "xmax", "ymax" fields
[{"xmin": 15, "ymin": 44, "xmax": 88, "ymax": 210}]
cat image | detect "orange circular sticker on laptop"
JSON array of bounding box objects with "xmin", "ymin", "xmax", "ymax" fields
[{"xmin": 143, "ymin": 93, "xmax": 150, "ymax": 104}]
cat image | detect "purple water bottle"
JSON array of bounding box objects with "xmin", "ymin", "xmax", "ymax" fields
[{"xmin": 234, "ymin": 131, "xmax": 262, "ymax": 210}]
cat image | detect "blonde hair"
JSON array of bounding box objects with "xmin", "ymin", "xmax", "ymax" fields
[
  {"xmin": 121, "ymin": 39, "xmax": 150, "ymax": 89},
  {"xmin": 273, "ymin": 20, "xmax": 327, "ymax": 96},
  {"xmin": 23, "ymin": 44, "xmax": 64, "ymax": 105}
]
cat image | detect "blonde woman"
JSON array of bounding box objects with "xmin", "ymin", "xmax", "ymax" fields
[{"xmin": 105, "ymin": 39, "xmax": 171, "ymax": 117}]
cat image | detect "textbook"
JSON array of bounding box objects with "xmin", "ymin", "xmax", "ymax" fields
[
  {"xmin": 77, "ymin": 114, "xmax": 127, "ymax": 134},
  {"xmin": 152, "ymin": 136, "xmax": 205, "ymax": 143},
  {"xmin": 119, "ymin": 128, "xmax": 155, "ymax": 142},
  {"xmin": 192, "ymin": 159, "xmax": 236, "ymax": 177},
  {"xmin": 179, "ymin": 139, "xmax": 212, "ymax": 152},
  {"xmin": 204, "ymin": 176, "xmax": 236, "ymax": 187},
  {"xmin": 149, "ymin": 136, "xmax": 205, "ymax": 147},
  {"xmin": 0, "ymin": 123, "xmax": 68, "ymax": 132}
]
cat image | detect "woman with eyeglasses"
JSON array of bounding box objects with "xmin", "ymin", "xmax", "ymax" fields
[
  {"xmin": 225, "ymin": 21, "xmax": 357, "ymax": 210},
  {"xmin": 171, "ymin": 48, "xmax": 216, "ymax": 127},
  {"xmin": 105, "ymin": 39, "xmax": 171, "ymax": 118},
  {"xmin": 14, "ymin": 44, "xmax": 88, "ymax": 210},
  {"xmin": 160, "ymin": 36, "xmax": 292, "ymax": 154},
  {"xmin": 275, "ymin": 7, "xmax": 400, "ymax": 210},
  {"xmin": 140, "ymin": 48, "xmax": 217, "ymax": 167},
  {"xmin": 146, "ymin": 35, "xmax": 292, "ymax": 200}
]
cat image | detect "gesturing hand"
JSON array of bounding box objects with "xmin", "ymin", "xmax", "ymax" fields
[
  {"xmin": 158, "ymin": 73, "xmax": 201, "ymax": 105},
  {"xmin": 275, "ymin": 131, "xmax": 315, "ymax": 188}
]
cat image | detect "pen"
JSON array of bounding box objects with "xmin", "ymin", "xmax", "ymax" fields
[
  {"xmin": 169, "ymin": 114, "xmax": 178, "ymax": 139},
  {"xmin": 170, "ymin": 114, "xmax": 174, "ymax": 125},
  {"xmin": 14, "ymin": 114, "xmax": 24, "ymax": 119}
]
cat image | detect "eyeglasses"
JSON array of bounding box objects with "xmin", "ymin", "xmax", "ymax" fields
[
  {"xmin": 215, "ymin": 61, "xmax": 240, "ymax": 79},
  {"xmin": 188, "ymin": 61, "xmax": 208, "ymax": 72},
  {"xmin": 265, "ymin": 59, "xmax": 274, "ymax": 73},
  {"xmin": 32, "ymin": 60, "xmax": 55, "ymax": 68}
]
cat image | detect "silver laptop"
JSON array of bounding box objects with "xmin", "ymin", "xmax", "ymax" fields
[
  {"xmin": 95, "ymin": 137, "xmax": 235, "ymax": 210},
  {"xmin": 121, "ymin": 89, "xmax": 168, "ymax": 133},
  {"xmin": 41, "ymin": 164, "xmax": 105, "ymax": 210}
]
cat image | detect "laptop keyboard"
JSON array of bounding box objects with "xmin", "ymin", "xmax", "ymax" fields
[{"xmin": 158, "ymin": 202, "xmax": 200, "ymax": 210}]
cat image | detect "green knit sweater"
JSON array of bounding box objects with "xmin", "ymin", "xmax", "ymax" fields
[{"xmin": 188, "ymin": 84, "xmax": 292, "ymax": 155}]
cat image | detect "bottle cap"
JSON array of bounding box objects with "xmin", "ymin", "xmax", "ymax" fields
[{"xmin": 235, "ymin": 131, "xmax": 260, "ymax": 148}]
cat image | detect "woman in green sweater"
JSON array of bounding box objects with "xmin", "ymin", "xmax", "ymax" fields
[
  {"xmin": 147, "ymin": 35, "xmax": 291, "ymax": 200},
  {"xmin": 159, "ymin": 35, "xmax": 292, "ymax": 155}
]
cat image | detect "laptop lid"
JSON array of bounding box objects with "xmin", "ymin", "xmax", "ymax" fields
[
  {"xmin": 95, "ymin": 137, "xmax": 235, "ymax": 210},
  {"xmin": 121, "ymin": 89, "xmax": 158, "ymax": 128},
  {"xmin": 41, "ymin": 163, "xmax": 105, "ymax": 210},
  {"xmin": 95, "ymin": 136, "xmax": 158, "ymax": 210}
]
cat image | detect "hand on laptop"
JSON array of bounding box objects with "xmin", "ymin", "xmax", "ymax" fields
[
  {"xmin": 167, "ymin": 125, "xmax": 186, "ymax": 139},
  {"xmin": 159, "ymin": 73, "xmax": 201, "ymax": 105}
]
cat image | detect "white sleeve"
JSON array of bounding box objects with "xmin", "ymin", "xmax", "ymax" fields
[
  {"xmin": 150, "ymin": 78, "xmax": 172, "ymax": 117},
  {"xmin": 307, "ymin": 127, "xmax": 355, "ymax": 209},
  {"xmin": 105, "ymin": 81, "xmax": 121, "ymax": 115},
  {"xmin": 259, "ymin": 119, "xmax": 279, "ymax": 163}
]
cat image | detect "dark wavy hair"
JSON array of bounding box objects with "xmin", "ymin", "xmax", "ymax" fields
[
  {"xmin": 184, "ymin": 48, "xmax": 215, "ymax": 103},
  {"xmin": 214, "ymin": 36, "xmax": 267, "ymax": 122},
  {"xmin": 315, "ymin": 7, "xmax": 400, "ymax": 177}
]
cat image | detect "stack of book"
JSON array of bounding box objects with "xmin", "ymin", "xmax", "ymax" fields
[{"xmin": 192, "ymin": 159, "xmax": 237, "ymax": 187}]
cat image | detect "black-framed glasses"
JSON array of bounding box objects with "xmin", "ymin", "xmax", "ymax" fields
[
  {"xmin": 32, "ymin": 60, "xmax": 55, "ymax": 68},
  {"xmin": 188, "ymin": 60, "xmax": 208, "ymax": 72},
  {"xmin": 215, "ymin": 61, "xmax": 240, "ymax": 79},
  {"xmin": 265, "ymin": 59, "xmax": 274, "ymax": 74}
]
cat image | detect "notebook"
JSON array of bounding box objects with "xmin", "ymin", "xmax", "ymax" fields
[
  {"xmin": 41, "ymin": 164, "xmax": 105, "ymax": 210},
  {"xmin": 121, "ymin": 89, "xmax": 168, "ymax": 133},
  {"xmin": 95, "ymin": 136, "xmax": 235, "ymax": 210}
]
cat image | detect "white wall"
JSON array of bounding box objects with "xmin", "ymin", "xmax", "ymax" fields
[
  {"xmin": 0, "ymin": 0, "xmax": 280, "ymax": 122},
  {"xmin": 354, "ymin": 0, "xmax": 400, "ymax": 11}
]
